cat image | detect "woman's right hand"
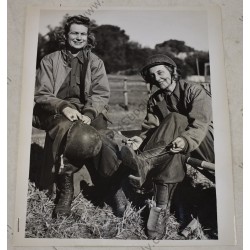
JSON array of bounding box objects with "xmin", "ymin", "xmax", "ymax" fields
[
  {"xmin": 126, "ymin": 136, "xmax": 143, "ymax": 150},
  {"xmin": 62, "ymin": 107, "xmax": 82, "ymax": 122}
]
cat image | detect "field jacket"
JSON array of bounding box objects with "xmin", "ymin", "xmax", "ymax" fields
[
  {"xmin": 34, "ymin": 49, "xmax": 110, "ymax": 125},
  {"xmin": 140, "ymin": 80, "xmax": 213, "ymax": 153}
]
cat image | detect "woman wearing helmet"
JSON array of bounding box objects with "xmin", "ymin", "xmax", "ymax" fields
[{"xmin": 121, "ymin": 54, "xmax": 214, "ymax": 239}]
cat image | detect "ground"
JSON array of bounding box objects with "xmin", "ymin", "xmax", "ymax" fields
[{"xmin": 27, "ymin": 75, "xmax": 217, "ymax": 240}]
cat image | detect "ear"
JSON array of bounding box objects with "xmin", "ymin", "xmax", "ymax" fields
[{"xmin": 172, "ymin": 67, "xmax": 179, "ymax": 81}]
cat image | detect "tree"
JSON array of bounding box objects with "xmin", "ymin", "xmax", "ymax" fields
[
  {"xmin": 155, "ymin": 39, "xmax": 195, "ymax": 55},
  {"xmin": 36, "ymin": 15, "xmax": 68, "ymax": 68},
  {"xmin": 92, "ymin": 25, "xmax": 130, "ymax": 73},
  {"xmin": 36, "ymin": 16, "xmax": 208, "ymax": 76}
]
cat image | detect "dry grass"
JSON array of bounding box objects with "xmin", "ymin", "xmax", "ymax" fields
[
  {"xmin": 25, "ymin": 182, "xmax": 146, "ymax": 239},
  {"xmin": 25, "ymin": 179, "xmax": 215, "ymax": 240}
]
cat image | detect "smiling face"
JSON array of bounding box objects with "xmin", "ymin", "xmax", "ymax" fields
[
  {"xmin": 148, "ymin": 65, "xmax": 174, "ymax": 90},
  {"xmin": 67, "ymin": 23, "xmax": 88, "ymax": 51}
]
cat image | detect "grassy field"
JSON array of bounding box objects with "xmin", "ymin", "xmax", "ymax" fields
[
  {"xmin": 107, "ymin": 74, "xmax": 149, "ymax": 131},
  {"xmin": 28, "ymin": 74, "xmax": 217, "ymax": 240}
]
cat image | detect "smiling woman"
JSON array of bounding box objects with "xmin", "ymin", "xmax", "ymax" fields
[
  {"xmin": 64, "ymin": 16, "xmax": 90, "ymax": 55},
  {"xmin": 67, "ymin": 24, "xmax": 88, "ymax": 53},
  {"xmin": 31, "ymin": 15, "xmax": 131, "ymax": 219}
]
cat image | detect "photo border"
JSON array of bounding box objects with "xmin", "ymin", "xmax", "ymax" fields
[{"xmin": 13, "ymin": 4, "xmax": 236, "ymax": 247}]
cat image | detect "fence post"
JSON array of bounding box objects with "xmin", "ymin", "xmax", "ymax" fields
[
  {"xmin": 196, "ymin": 58, "xmax": 200, "ymax": 76},
  {"xmin": 123, "ymin": 77, "xmax": 128, "ymax": 111},
  {"xmin": 146, "ymin": 83, "xmax": 151, "ymax": 97}
]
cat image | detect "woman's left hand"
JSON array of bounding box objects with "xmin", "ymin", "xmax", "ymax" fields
[{"xmin": 170, "ymin": 137, "xmax": 186, "ymax": 153}]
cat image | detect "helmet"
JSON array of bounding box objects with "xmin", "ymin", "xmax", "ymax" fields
[
  {"xmin": 64, "ymin": 121, "xmax": 102, "ymax": 166},
  {"xmin": 141, "ymin": 54, "xmax": 177, "ymax": 82}
]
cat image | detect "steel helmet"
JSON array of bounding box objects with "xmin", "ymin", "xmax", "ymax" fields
[
  {"xmin": 141, "ymin": 54, "xmax": 177, "ymax": 82},
  {"xmin": 64, "ymin": 121, "xmax": 102, "ymax": 167}
]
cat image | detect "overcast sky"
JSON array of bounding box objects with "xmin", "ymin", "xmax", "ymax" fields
[{"xmin": 39, "ymin": 9, "xmax": 209, "ymax": 51}]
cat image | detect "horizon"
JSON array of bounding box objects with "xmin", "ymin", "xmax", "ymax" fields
[{"xmin": 39, "ymin": 9, "xmax": 209, "ymax": 52}]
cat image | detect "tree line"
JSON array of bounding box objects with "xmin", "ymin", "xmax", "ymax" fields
[{"xmin": 36, "ymin": 15, "xmax": 209, "ymax": 78}]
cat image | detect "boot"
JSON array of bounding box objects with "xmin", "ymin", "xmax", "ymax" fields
[
  {"xmin": 106, "ymin": 187, "xmax": 128, "ymax": 217},
  {"xmin": 102, "ymin": 164, "xmax": 130, "ymax": 217},
  {"xmin": 147, "ymin": 206, "xmax": 169, "ymax": 240},
  {"xmin": 146, "ymin": 182, "xmax": 178, "ymax": 239},
  {"xmin": 52, "ymin": 161, "xmax": 78, "ymax": 218},
  {"xmin": 120, "ymin": 145, "xmax": 171, "ymax": 187}
]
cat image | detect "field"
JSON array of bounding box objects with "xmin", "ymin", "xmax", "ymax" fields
[{"xmin": 27, "ymin": 75, "xmax": 217, "ymax": 240}]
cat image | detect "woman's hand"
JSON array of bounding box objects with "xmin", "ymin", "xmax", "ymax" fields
[
  {"xmin": 170, "ymin": 137, "xmax": 186, "ymax": 153},
  {"xmin": 62, "ymin": 107, "xmax": 83, "ymax": 121},
  {"xmin": 81, "ymin": 115, "xmax": 91, "ymax": 125},
  {"xmin": 62, "ymin": 107, "xmax": 91, "ymax": 124},
  {"xmin": 126, "ymin": 136, "xmax": 143, "ymax": 150}
]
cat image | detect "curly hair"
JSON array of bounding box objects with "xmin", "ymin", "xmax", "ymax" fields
[{"xmin": 64, "ymin": 15, "xmax": 96, "ymax": 49}]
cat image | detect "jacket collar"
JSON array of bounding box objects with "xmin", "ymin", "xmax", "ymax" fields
[
  {"xmin": 161, "ymin": 81, "xmax": 181, "ymax": 101},
  {"xmin": 61, "ymin": 48, "xmax": 89, "ymax": 65}
]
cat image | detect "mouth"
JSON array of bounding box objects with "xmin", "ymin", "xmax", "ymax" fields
[
  {"xmin": 158, "ymin": 81, "xmax": 166, "ymax": 85},
  {"xmin": 73, "ymin": 41, "xmax": 85, "ymax": 45}
]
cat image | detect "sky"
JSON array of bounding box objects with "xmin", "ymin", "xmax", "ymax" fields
[{"xmin": 39, "ymin": 9, "xmax": 209, "ymax": 52}]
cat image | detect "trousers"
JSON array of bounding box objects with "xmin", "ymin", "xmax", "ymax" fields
[
  {"xmin": 141, "ymin": 112, "xmax": 214, "ymax": 184},
  {"xmin": 36, "ymin": 113, "xmax": 122, "ymax": 190}
]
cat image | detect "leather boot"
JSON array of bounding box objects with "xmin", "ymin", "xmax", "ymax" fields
[
  {"xmin": 147, "ymin": 182, "xmax": 177, "ymax": 239},
  {"xmin": 102, "ymin": 164, "xmax": 130, "ymax": 217},
  {"xmin": 106, "ymin": 187, "xmax": 128, "ymax": 217},
  {"xmin": 120, "ymin": 145, "xmax": 172, "ymax": 187},
  {"xmin": 52, "ymin": 162, "xmax": 78, "ymax": 218}
]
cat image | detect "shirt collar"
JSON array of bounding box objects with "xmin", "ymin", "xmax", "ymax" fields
[
  {"xmin": 163, "ymin": 81, "xmax": 179, "ymax": 97},
  {"xmin": 68, "ymin": 50, "xmax": 84, "ymax": 64},
  {"xmin": 62, "ymin": 49, "xmax": 86, "ymax": 65}
]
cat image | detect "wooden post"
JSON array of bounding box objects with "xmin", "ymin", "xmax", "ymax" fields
[
  {"xmin": 196, "ymin": 58, "xmax": 200, "ymax": 76},
  {"xmin": 123, "ymin": 77, "xmax": 128, "ymax": 111}
]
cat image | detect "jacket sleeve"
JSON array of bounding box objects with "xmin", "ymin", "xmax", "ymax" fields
[
  {"xmin": 82, "ymin": 58, "xmax": 110, "ymax": 120},
  {"xmin": 180, "ymin": 85, "xmax": 213, "ymax": 153},
  {"xmin": 34, "ymin": 55, "xmax": 75, "ymax": 114}
]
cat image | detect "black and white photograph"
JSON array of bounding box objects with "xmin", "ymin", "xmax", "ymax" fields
[{"xmin": 12, "ymin": 4, "xmax": 236, "ymax": 247}]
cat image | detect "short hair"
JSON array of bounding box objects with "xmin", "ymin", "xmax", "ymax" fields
[{"xmin": 64, "ymin": 15, "xmax": 90, "ymax": 36}]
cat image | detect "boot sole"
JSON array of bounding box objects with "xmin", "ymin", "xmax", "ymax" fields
[
  {"xmin": 120, "ymin": 146, "xmax": 138, "ymax": 170},
  {"xmin": 120, "ymin": 147, "xmax": 146, "ymax": 186}
]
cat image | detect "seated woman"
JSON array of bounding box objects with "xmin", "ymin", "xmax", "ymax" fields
[
  {"xmin": 121, "ymin": 54, "xmax": 214, "ymax": 239},
  {"xmin": 33, "ymin": 15, "xmax": 128, "ymax": 218}
]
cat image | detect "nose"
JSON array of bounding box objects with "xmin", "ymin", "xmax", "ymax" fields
[
  {"xmin": 154, "ymin": 74, "xmax": 161, "ymax": 82},
  {"xmin": 76, "ymin": 34, "xmax": 82, "ymax": 40}
]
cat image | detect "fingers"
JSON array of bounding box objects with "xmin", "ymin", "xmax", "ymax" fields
[
  {"xmin": 81, "ymin": 115, "xmax": 91, "ymax": 125},
  {"xmin": 62, "ymin": 107, "xmax": 84, "ymax": 122},
  {"xmin": 170, "ymin": 137, "xmax": 186, "ymax": 154},
  {"xmin": 170, "ymin": 147, "xmax": 183, "ymax": 153},
  {"xmin": 67, "ymin": 113, "xmax": 77, "ymax": 122},
  {"xmin": 126, "ymin": 136, "xmax": 143, "ymax": 150},
  {"xmin": 75, "ymin": 111, "xmax": 83, "ymax": 121}
]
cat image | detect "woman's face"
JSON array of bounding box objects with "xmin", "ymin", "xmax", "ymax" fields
[
  {"xmin": 148, "ymin": 65, "xmax": 172, "ymax": 90},
  {"xmin": 67, "ymin": 24, "xmax": 88, "ymax": 50}
]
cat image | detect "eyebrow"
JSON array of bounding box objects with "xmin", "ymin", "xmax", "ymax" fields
[
  {"xmin": 150, "ymin": 70, "xmax": 164, "ymax": 74},
  {"xmin": 70, "ymin": 31, "xmax": 87, "ymax": 34}
]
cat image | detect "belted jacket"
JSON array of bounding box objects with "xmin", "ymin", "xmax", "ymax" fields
[
  {"xmin": 140, "ymin": 80, "xmax": 213, "ymax": 153},
  {"xmin": 34, "ymin": 49, "xmax": 110, "ymax": 124}
]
